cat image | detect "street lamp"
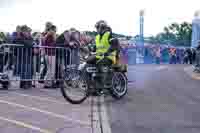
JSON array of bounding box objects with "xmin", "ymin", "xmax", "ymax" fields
[
  {"xmin": 139, "ymin": 9, "xmax": 145, "ymax": 56},
  {"xmin": 191, "ymin": 10, "xmax": 200, "ymax": 48},
  {"xmin": 194, "ymin": 10, "xmax": 200, "ymax": 19},
  {"xmin": 140, "ymin": 10, "xmax": 145, "ymax": 17}
]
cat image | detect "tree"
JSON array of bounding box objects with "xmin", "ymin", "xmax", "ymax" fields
[
  {"xmin": 148, "ymin": 22, "xmax": 192, "ymax": 46},
  {"xmin": 163, "ymin": 22, "xmax": 192, "ymax": 46},
  {"xmin": 147, "ymin": 36, "xmax": 159, "ymax": 44}
]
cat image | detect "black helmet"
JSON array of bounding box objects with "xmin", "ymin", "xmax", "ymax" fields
[{"xmin": 95, "ymin": 20, "xmax": 108, "ymax": 29}]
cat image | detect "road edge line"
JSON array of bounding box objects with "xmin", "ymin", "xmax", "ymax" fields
[
  {"xmin": 11, "ymin": 92, "xmax": 69, "ymax": 105},
  {"xmin": 0, "ymin": 99, "xmax": 90, "ymax": 126},
  {"xmin": 0, "ymin": 116, "xmax": 52, "ymax": 133}
]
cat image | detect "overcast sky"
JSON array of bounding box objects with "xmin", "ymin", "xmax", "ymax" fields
[{"xmin": 0, "ymin": 0, "xmax": 200, "ymax": 36}]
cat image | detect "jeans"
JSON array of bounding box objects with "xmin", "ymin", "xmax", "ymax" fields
[
  {"xmin": 155, "ymin": 57, "xmax": 160, "ymax": 64},
  {"xmin": 170, "ymin": 55, "xmax": 176, "ymax": 64},
  {"xmin": 44, "ymin": 56, "xmax": 56, "ymax": 86}
]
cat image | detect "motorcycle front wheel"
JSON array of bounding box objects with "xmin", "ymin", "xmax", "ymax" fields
[
  {"xmin": 60, "ymin": 69, "xmax": 89, "ymax": 104},
  {"xmin": 110, "ymin": 72, "xmax": 128, "ymax": 99}
]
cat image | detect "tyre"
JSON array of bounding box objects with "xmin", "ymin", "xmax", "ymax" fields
[
  {"xmin": 110, "ymin": 72, "xmax": 128, "ymax": 99},
  {"xmin": 2, "ymin": 82, "xmax": 9, "ymax": 90},
  {"xmin": 60, "ymin": 69, "xmax": 89, "ymax": 104}
]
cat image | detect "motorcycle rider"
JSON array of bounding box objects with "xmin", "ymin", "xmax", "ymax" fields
[
  {"xmin": 87, "ymin": 20, "xmax": 119, "ymax": 65},
  {"xmin": 86, "ymin": 20, "xmax": 120, "ymax": 90}
]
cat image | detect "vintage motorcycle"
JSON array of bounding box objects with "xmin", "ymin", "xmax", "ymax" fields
[{"xmin": 60, "ymin": 44, "xmax": 128, "ymax": 104}]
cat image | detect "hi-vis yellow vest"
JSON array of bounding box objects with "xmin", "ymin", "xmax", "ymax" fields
[{"xmin": 95, "ymin": 32, "xmax": 116, "ymax": 64}]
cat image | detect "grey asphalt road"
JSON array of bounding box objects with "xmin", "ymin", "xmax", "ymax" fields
[
  {"xmin": 1, "ymin": 64, "xmax": 200, "ymax": 133},
  {"xmin": 0, "ymin": 87, "xmax": 93, "ymax": 133},
  {"xmin": 105, "ymin": 64, "xmax": 200, "ymax": 133}
]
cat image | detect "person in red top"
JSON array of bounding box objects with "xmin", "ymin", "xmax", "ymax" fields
[
  {"xmin": 41, "ymin": 22, "xmax": 57, "ymax": 88},
  {"xmin": 42, "ymin": 24, "xmax": 56, "ymax": 55},
  {"xmin": 169, "ymin": 47, "xmax": 176, "ymax": 64}
]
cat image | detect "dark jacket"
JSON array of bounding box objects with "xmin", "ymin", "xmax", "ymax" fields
[
  {"xmin": 13, "ymin": 34, "xmax": 34, "ymax": 78},
  {"xmin": 42, "ymin": 32, "xmax": 56, "ymax": 56}
]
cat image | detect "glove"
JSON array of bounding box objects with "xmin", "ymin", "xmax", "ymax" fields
[{"xmin": 104, "ymin": 52, "xmax": 109, "ymax": 56}]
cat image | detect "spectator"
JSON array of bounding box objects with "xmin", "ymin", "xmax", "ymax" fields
[
  {"xmin": 179, "ymin": 48, "xmax": 185, "ymax": 64},
  {"xmin": 80, "ymin": 32, "xmax": 93, "ymax": 46},
  {"xmin": 0, "ymin": 32, "xmax": 6, "ymax": 72},
  {"xmin": 55, "ymin": 30, "xmax": 70, "ymax": 87},
  {"xmin": 176, "ymin": 48, "xmax": 181, "ymax": 64},
  {"xmin": 54, "ymin": 29, "xmax": 83, "ymax": 87},
  {"xmin": 192, "ymin": 48, "xmax": 196, "ymax": 64},
  {"xmin": 41, "ymin": 23, "xmax": 57, "ymax": 88},
  {"xmin": 13, "ymin": 25, "xmax": 34, "ymax": 89},
  {"xmin": 155, "ymin": 47, "xmax": 161, "ymax": 64},
  {"xmin": 32, "ymin": 32, "xmax": 42, "ymax": 81},
  {"xmin": 12, "ymin": 26, "xmax": 21, "ymax": 42},
  {"xmin": 0, "ymin": 31, "xmax": 14, "ymax": 71},
  {"xmin": 169, "ymin": 47, "xmax": 176, "ymax": 64},
  {"xmin": 5, "ymin": 32, "xmax": 12, "ymax": 43},
  {"xmin": 0, "ymin": 32, "xmax": 6, "ymax": 44},
  {"xmin": 144, "ymin": 47, "xmax": 151, "ymax": 64},
  {"xmin": 68, "ymin": 28, "xmax": 81, "ymax": 65},
  {"xmin": 162, "ymin": 47, "xmax": 170, "ymax": 64},
  {"xmin": 44, "ymin": 22, "xmax": 53, "ymax": 34},
  {"xmin": 185, "ymin": 48, "xmax": 193, "ymax": 64},
  {"xmin": 0, "ymin": 32, "xmax": 5, "ymax": 73}
]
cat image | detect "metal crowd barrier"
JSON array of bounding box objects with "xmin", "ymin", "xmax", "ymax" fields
[{"xmin": 0, "ymin": 44, "xmax": 79, "ymax": 82}]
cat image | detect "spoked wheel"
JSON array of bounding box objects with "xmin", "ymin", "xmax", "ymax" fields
[
  {"xmin": 110, "ymin": 72, "xmax": 128, "ymax": 99},
  {"xmin": 60, "ymin": 69, "xmax": 89, "ymax": 104}
]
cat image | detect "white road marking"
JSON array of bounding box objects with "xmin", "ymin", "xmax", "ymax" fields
[
  {"xmin": 38, "ymin": 88, "xmax": 86, "ymax": 99},
  {"xmin": 100, "ymin": 96, "xmax": 112, "ymax": 133},
  {"xmin": 0, "ymin": 99, "xmax": 90, "ymax": 126},
  {"xmin": 38, "ymin": 89, "xmax": 59, "ymax": 93},
  {"xmin": 11, "ymin": 92, "xmax": 69, "ymax": 105},
  {"xmin": 0, "ymin": 116, "xmax": 52, "ymax": 133}
]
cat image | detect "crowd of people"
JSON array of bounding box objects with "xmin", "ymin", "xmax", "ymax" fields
[
  {"xmin": 0, "ymin": 22, "xmax": 93, "ymax": 89},
  {"xmin": 143, "ymin": 45, "xmax": 200, "ymax": 65}
]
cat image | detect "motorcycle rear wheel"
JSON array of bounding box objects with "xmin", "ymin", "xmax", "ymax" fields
[{"xmin": 110, "ymin": 72, "xmax": 128, "ymax": 99}]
